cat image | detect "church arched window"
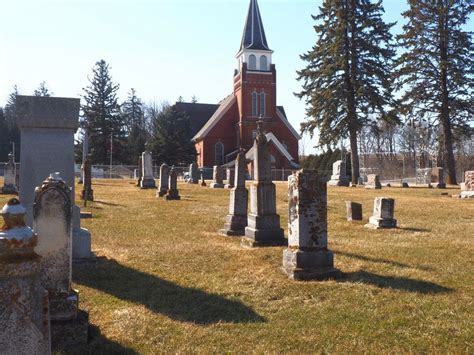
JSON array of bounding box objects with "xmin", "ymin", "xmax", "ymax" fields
[
  {"xmin": 259, "ymin": 92, "xmax": 266, "ymax": 117},
  {"xmin": 215, "ymin": 142, "xmax": 224, "ymax": 166},
  {"xmin": 260, "ymin": 55, "xmax": 268, "ymax": 70},
  {"xmin": 252, "ymin": 91, "xmax": 258, "ymax": 117},
  {"xmin": 248, "ymin": 54, "xmax": 257, "ymax": 70}
]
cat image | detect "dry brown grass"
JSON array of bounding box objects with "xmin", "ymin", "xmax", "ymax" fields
[{"xmin": 1, "ymin": 178, "xmax": 473, "ymax": 353}]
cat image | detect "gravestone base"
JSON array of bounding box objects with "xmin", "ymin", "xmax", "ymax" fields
[
  {"xmin": 436, "ymin": 183, "xmax": 446, "ymax": 189},
  {"xmin": 200, "ymin": 180, "xmax": 207, "ymax": 187},
  {"xmin": 210, "ymin": 183, "xmax": 224, "ymax": 189},
  {"xmin": 328, "ymin": 176, "xmax": 349, "ymax": 187},
  {"xmin": 365, "ymin": 185, "xmax": 382, "ymax": 190},
  {"xmin": 140, "ymin": 178, "xmax": 156, "ymax": 189},
  {"xmin": 225, "ymin": 184, "xmax": 234, "ymax": 189},
  {"xmin": 51, "ymin": 309, "xmax": 89, "ymax": 352},
  {"xmin": 219, "ymin": 215, "xmax": 247, "ymax": 236},
  {"xmin": 1, "ymin": 185, "xmax": 17, "ymax": 194},
  {"xmin": 49, "ymin": 289, "xmax": 79, "ymax": 321},
  {"xmin": 157, "ymin": 188, "xmax": 167, "ymax": 197},
  {"xmin": 460, "ymin": 191, "xmax": 474, "ymax": 199},
  {"xmin": 80, "ymin": 188, "xmax": 94, "ymax": 201},
  {"xmin": 282, "ymin": 249, "xmax": 341, "ymax": 281},
  {"xmin": 242, "ymin": 214, "xmax": 286, "ymax": 247},
  {"xmin": 365, "ymin": 216, "xmax": 397, "ymax": 229},
  {"xmin": 164, "ymin": 190, "xmax": 180, "ymax": 200}
]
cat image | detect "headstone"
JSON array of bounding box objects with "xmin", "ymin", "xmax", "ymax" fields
[
  {"xmin": 200, "ymin": 172, "xmax": 207, "ymax": 187},
  {"xmin": 15, "ymin": 95, "xmax": 92, "ymax": 260},
  {"xmin": 33, "ymin": 173, "xmax": 77, "ymax": 321},
  {"xmin": 2, "ymin": 152, "xmax": 17, "ymax": 194},
  {"xmin": 365, "ymin": 197, "xmax": 397, "ymax": 229},
  {"xmin": 220, "ymin": 151, "xmax": 248, "ymax": 236},
  {"xmin": 140, "ymin": 151, "xmax": 156, "ymax": 189},
  {"xmin": 242, "ymin": 120, "xmax": 285, "ymax": 247},
  {"xmin": 431, "ymin": 167, "xmax": 446, "ymax": 188},
  {"xmin": 328, "ymin": 160, "xmax": 349, "ymax": 186},
  {"xmin": 225, "ymin": 168, "xmax": 235, "ymax": 189},
  {"xmin": 416, "ymin": 168, "xmax": 432, "ymax": 185},
  {"xmin": 460, "ymin": 171, "xmax": 474, "ymax": 199},
  {"xmin": 80, "ymin": 156, "xmax": 93, "ymax": 201},
  {"xmin": 136, "ymin": 156, "xmax": 142, "ymax": 187},
  {"xmin": 402, "ymin": 182, "xmax": 409, "ymax": 188},
  {"xmin": 164, "ymin": 167, "xmax": 180, "ymax": 200},
  {"xmin": 0, "ymin": 198, "xmax": 51, "ymax": 354},
  {"xmin": 157, "ymin": 163, "xmax": 170, "ymax": 197},
  {"xmin": 210, "ymin": 165, "xmax": 225, "ymax": 188},
  {"xmin": 78, "ymin": 131, "xmax": 88, "ymax": 184},
  {"xmin": 365, "ymin": 174, "xmax": 382, "ymax": 189},
  {"xmin": 282, "ymin": 170, "xmax": 340, "ymax": 280},
  {"xmin": 188, "ymin": 163, "xmax": 199, "ymax": 184},
  {"xmin": 346, "ymin": 201, "xmax": 362, "ymax": 221}
]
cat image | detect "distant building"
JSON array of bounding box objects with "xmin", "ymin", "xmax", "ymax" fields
[{"xmin": 176, "ymin": 0, "xmax": 300, "ymax": 170}]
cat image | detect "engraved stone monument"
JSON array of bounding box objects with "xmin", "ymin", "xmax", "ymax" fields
[
  {"xmin": 242, "ymin": 120, "xmax": 285, "ymax": 247},
  {"xmin": 157, "ymin": 163, "xmax": 170, "ymax": 197},
  {"xmin": 220, "ymin": 151, "xmax": 248, "ymax": 236},
  {"xmin": 80, "ymin": 155, "xmax": 93, "ymax": 201},
  {"xmin": 164, "ymin": 167, "xmax": 181, "ymax": 200},
  {"xmin": 431, "ymin": 167, "xmax": 446, "ymax": 188},
  {"xmin": 365, "ymin": 197, "xmax": 397, "ymax": 229},
  {"xmin": 365, "ymin": 174, "xmax": 382, "ymax": 189},
  {"xmin": 328, "ymin": 160, "xmax": 349, "ymax": 186},
  {"xmin": 210, "ymin": 165, "xmax": 225, "ymax": 188},
  {"xmin": 188, "ymin": 162, "xmax": 199, "ymax": 184},
  {"xmin": 346, "ymin": 201, "xmax": 363, "ymax": 221},
  {"xmin": 0, "ymin": 198, "xmax": 51, "ymax": 355},
  {"xmin": 136, "ymin": 155, "xmax": 142, "ymax": 187},
  {"xmin": 460, "ymin": 171, "xmax": 474, "ymax": 199},
  {"xmin": 225, "ymin": 168, "xmax": 235, "ymax": 189},
  {"xmin": 282, "ymin": 170, "xmax": 340, "ymax": 280},
  {"xmin": 16, "ymin": 95, "xmax": 92, "ymax": 260},
  {"xmin": 140, "ymin": 151, "xmax": 156, "ymax": 189},
  {"xmin": 2, "ymin": 152, "xmax": 17, "ymax": 194}
]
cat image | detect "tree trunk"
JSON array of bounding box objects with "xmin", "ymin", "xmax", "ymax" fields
[{"xmin": 438, "ymin": 0, "xmax": 457, "ymax": 184}]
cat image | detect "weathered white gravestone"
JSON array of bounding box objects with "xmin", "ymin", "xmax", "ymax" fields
[
  {"xmin": 33, "ymin": 173, "xmax": 77, "ymax": 321},
  {"xmin": 220, "ymin": 151, "xmax": 248, "ymax": 236},
  {"xmin": 328, "ymin": 160, "xmax": 349, "ymax": 186},
  {"xmin": 188, "ymin": 162, "xmax": 199, "ymax": 184},
  {"xmin": 242, "ymin": 121, "xmax": 285, "ymax": 247},
  {"xmin": 365, "ymin": 197, "xmax": 397, "ymax": 229},
  {"xmin": 0, "ymin": 198, "xmax": 51, "ymax": 355},
  {"xmin": 225, "ymin": 168, "xmax": 235, "ymax": 189},
  {"xmin": 164, "ymin": 167, "xmax": 180, "ymax": 200},
  {"xmin": 460, "ymin": 171, "xmax": 474, "ymax": 199},
  {"xmin": 140, "ymin": 151, "xmax": 156, "ymax": 189},
  {"xmin": 157, "ymin": 163, "xmax": 170, "ymax": 197},
  {"xmin": 2, "ymin": 152, "xmax": 17, "ymax": 194},
  {"xmin": 283, "ymin": 170, "xmax": 340, "ymax": 280},
  {"xmin": 16, "ymin": 95, "xmax": 92, "ymax": 260},
  {"xmin": 210, "ymin": 165, "xmax": 225, "ymax": 188},
  {"xmin": 365, "ymin": 174, "xmax": 382, "ymax": 189}
]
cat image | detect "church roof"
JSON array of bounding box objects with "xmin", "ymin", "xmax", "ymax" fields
[
  {"xmin": 239, "ymin": 0, "xmax": 271, "ymax": 52},
  {"xmin": 175, "ymin": 102, "xmax": 219, "ymax": 138}
]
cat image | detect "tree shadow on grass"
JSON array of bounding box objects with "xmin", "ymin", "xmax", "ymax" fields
[
  {"xmin": 398, "ymin": 226, "xmax": 431, "ymax": 232},
  {"xmin": 340, "ymin": 270, "xmax": 453, "ymax": 294},
  {"xmin": 87, "ymin": 323, "xmax": 139, "ymax": 354},
  {"xmin": 74, "ymin": 257, "xmax": 265, "ymax": 325},
  {"xmin": 334, "ymin": 250, "xmax": 433, "ymax": 271},
  {"xmin": 93, "ymin": 200, "xmax": 123, "ymax": 207}
]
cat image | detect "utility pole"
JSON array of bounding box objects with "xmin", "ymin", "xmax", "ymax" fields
[{"xmin": 109, "ymin": 133, "xmax": 113, "ymax": 179}]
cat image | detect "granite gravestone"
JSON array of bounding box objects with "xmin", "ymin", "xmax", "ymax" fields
[
  {"xmin": 210, "ymin": 165, "xmax": 225, "ymax": 188},
  {"xmin": 157, "ymin": 164, "xmax": 170, "ymax": 197},
  {"xmin": 164, "ymin": 167, "xmax": 180, "ymax": 200},
  {"xmin": 283, "ymin": 170, "xmax": 340, "ymax": 280},
  {"xmin": 16, "ymin": 95, "xmax": 92, "ymax": 260},
  {"xmin": 431, "ymin": 167, "xmax": 446, "ymax": 188},
  {"xmin": 80, "ymin": 156, "xmax": 93, "ymax": 201},
  {"xmin": 328, "ymin": 160, "xmax": 349, "ymax": 186},
  {"xmin": 225, "ymin": 168, "xmax": 235, "ymax": 189},
  {"xmin": 188, "ymin": 163, "xmax": 199, "ymax": 184},
  {"xmin": 2, "ymin": 153, "xmax": 17, "ymax": 194},
  {"xmin": 346, "ymin": 201, "xmax": 363, "ymax": 221},
  {"xmin": 220, "ymin": 151, "xmax": 248, "ymax": 236},
  {"xmin": 136, "ymin": 156, "xmax": 142, "ymax": 187},
  {"xmin": 460, "ymin": 171, "xmax": 474, "ymax": 199},
  {"xmin": 242, "ymin": 121, "xmax": 285, "ymax": 247},
  {"xmin": 365, "ymin": 174, "xmax": 382, "ymax": 189},
  {"xmin": 140, "ymin": 151, "xmax": 156, "ymax": 189},
  {"xmin": 0, "ymin": 198, "xmax": 51, "ymax": 355},
  {"xmin": 365, "ymin": 197, "xmax": 397, "ymax": 229}
]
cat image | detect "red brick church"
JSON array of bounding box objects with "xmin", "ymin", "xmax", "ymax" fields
[{"xmin": 176, "ymin": 0, "xmax": 300, "ymax": 170}]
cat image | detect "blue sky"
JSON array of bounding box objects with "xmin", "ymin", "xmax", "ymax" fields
[{"xmin": 1, "ymin": 0, "xmax": 470, "ymax": 153}]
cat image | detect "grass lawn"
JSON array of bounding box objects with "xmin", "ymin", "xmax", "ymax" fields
[{"xmin": 1, "ymin": 178, "xmax": 473, "ymax": 353}]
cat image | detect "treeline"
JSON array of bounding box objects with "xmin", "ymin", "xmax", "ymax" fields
[
  {"xmin": 297, "ymin": 0, "xmax": 473, "ymax": 185},
  {"xmin": 0, "ymin": 61, "xmax": 197, "ymax": 166}
]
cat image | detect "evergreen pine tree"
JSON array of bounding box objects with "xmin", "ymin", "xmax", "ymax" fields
[
  {"xmin": 394, "ymin": 0, "xmax": 473, "ymax": 184},
  {"xmin": 149, "ymin": 105, "xmax": 196, "ymax": 166},
  {"xmin": 81, "ymin": 60, "xmax": 125, "ymax": 165},
  {"xmin": 121, "ymin": 88, "xmax": 148, "ymax": 164},
  {"xmin": 3, "ymin": 85, "xmax": 21, "ymax": 160},
  {"xmin": 296, "ymin": 0, "xmax": 396, "ymax": 184},
  {"xmin": 34, "ymin": 81, "xmax": 52, "ymax": 97}
]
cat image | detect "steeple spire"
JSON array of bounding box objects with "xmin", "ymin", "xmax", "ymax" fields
[{"xmin": 239, "ymin": 0, "xmax": 271, "ymax": 52}]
